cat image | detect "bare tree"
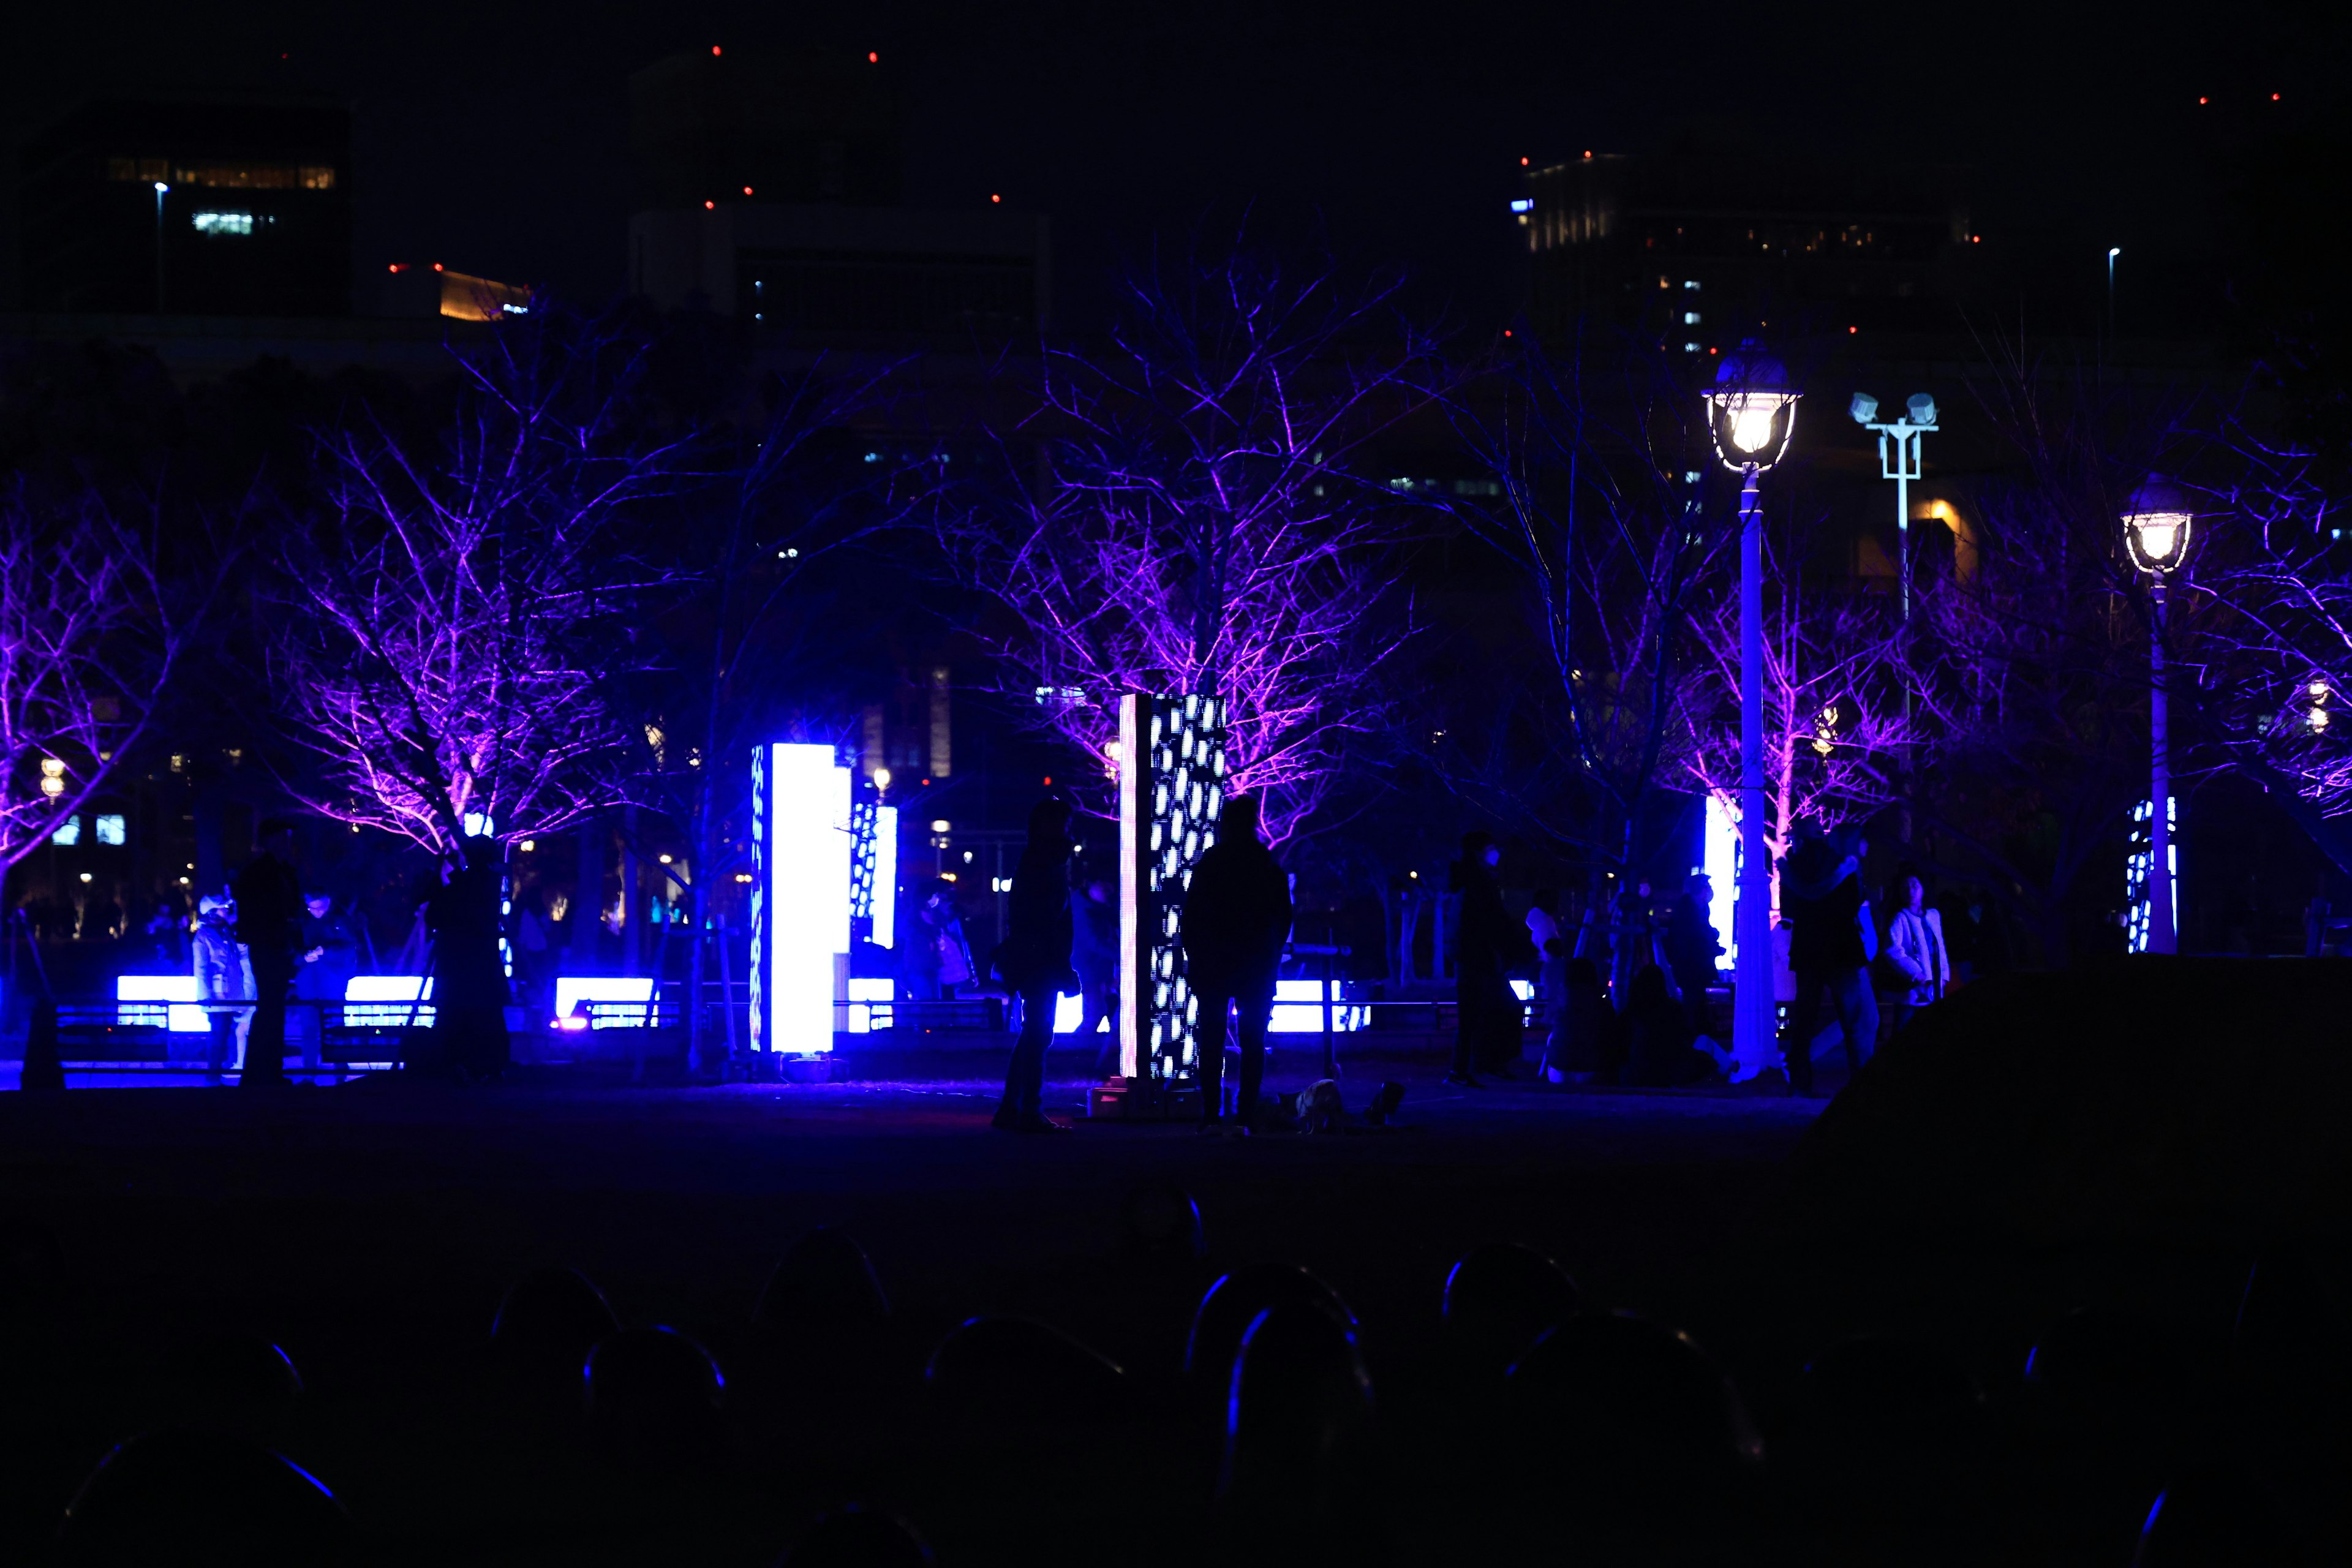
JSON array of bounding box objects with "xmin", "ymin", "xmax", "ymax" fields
[
  {"xmin": 266, "ymin": 309, "xmax": 694, "ymax": 858},
  {"xmin": 1449, "ymin": 333, "xmax": 1721, "ymax": 879},
  {"xmin": 1679, "ymin": 510, "xmax": 1909, "ymax": 888},
  {"xmin": 1, "ymin": 480, "xmax": 203, "ymax": 879},
  {"xmin": 936, "ymin": 244, "xmax": 1450, "ymax": 843}
]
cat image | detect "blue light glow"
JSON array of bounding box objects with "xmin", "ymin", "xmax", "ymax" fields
[{"xmin": 50, "ymin": 816, "xmax": 81, "ymax": 846}]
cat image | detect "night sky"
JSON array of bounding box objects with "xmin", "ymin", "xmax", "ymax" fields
[{"xmin": 5, "ymin": 0, "xmax": 2342, "ymax": 331}]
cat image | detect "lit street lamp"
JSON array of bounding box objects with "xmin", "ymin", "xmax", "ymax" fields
[
  {"xmin": 1704, "ymin": 341, "xmax": 1800, "ymax": 1084},
  {"xmin": 2122, "ymin": 476, "xmax": 2194, "ymax": 955},
  {"xmin": 153, "ymin": 181, "xmax": 170, "ymax": 315},
  {"xmin": 1849, "ymin": 391, "xmax": 1937, "ymax": 624}
]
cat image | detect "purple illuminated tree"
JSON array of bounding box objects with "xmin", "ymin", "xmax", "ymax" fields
[
  {"xmin": 266, "ymin": 309, "xmax": 693, "ymax": 857},
  {"xmin": 1679, "ymin": 513, "xmax": 1910, "ymax": 889},
  {"xmin": 936, "ymin": 246, "xmax": 1452, "ymax": 843},
  {"xmin": 1, "ymin": 481, "xmax": 203, "ymax": 881}
]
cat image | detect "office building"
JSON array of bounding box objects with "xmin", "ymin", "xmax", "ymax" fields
[
  {"xmin": 20, "ymin": 96, "xmax": 352, "ymax": 317},
  {"xmin": 1522, "ymin": 151, "xmax": 1974, "ymax": 351}
]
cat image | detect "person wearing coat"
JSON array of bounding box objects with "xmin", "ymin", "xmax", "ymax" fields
[
  {"xmin": 1449, "ymin": 831, "xmax": 1531, "ymax": 1087},
  {"xmin": 1881, "ymin": 864, "xmax": 1951, "ymax": 1043},
  {"xmin": 1778, "ymin": 821, "xmax": 1879, "ymax": 1093},
  {"xmin": 191, "ymin": 894, "xmax": 254, "ymax": 1085},
  {"xmin": 233, "ymin": 819, "xmax": 307, "ymax": 1088},
  {"xmin": 991, "ymin": 798, "xmax": 1077, "ymax": 1133},
  {"xmin": 1182, "ymin": 794, "xmax": 1293, "ymax": 1133}
]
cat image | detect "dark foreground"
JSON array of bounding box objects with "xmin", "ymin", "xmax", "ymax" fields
[{"xmin": 0, "ymin": 1036, "xmax": 2326, "ymax": 1565}]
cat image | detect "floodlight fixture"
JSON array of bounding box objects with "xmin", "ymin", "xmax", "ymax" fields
[
  {"xmin": 1905, "ymin": 393, "xmax": 1937, "ymax": 425},
  {"xmin": 1849, "ymin": 391, "xmax": 1879, "ymax": 424}
]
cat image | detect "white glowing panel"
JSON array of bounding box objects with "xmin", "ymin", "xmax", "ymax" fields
[
  {"xmin": 764, "ymin": 743, "xmax": 851, "ymax": 1054},
  {"xmin": 1055, "ymin": 992, "xmax": 1084, "ymax": 1033},
  {"xmin": 872, "ymin": 805, "xmax": 898, "ymax": 949},
  {"xmin": 345, "ymin": 974, "xmax": 435, "ymax": 1026},
  {"xmin": 1268, "ymin": 978, "xmax": 1366, "ymax": 1033},
  {"xmin": 116, "ymin": 974, "xmax": 209, "ymax": 1032},
  {"xmin": 554, "ymin": 975, "xmax": 656, "ymax": 1028},
  {"xmin": 846, "ymin": 976, "xmax": 894, "ymax": 1034},
  {"xmin": 1704, "ymin": 794, "xmax": 1740, "ymax": 965},
  {"xmin": 2126, "ymin": 797, "xmax": 2179, "ymax": 954}
]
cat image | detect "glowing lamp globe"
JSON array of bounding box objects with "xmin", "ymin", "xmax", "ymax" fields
[
  {"xmin": 1705, "ymin": 341, "xmax": 1800, "ymax": 472},
  {"xmin": 2122, "ymin": 477, "xmax": 2196, "ymax": 575}
]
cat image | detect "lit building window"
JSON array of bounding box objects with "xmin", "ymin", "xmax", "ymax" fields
[
  {"xmin": 1509, "ymin": 198, "xmax": 1532, "ymax": 213},
  {"xmin": 51, "ymin": 815, "xmax": 83, "ymax": 846},
  {"xmin": 96, "ymin": 814, "xmax": 126, "ymax": 846},
  {"xmin": 1684, "ymin": 342, "xmax": 1700, "ymax": 353},
  {"xmin": 192, "ymin": 211, "xmax": 260, "ymax": 236},
  {"xmin": 116, "ymin": 163, "xmax": 339, "ymax": 190},
  {"xmin": 1683, "ymin": 311, "xmax": 1700, "ymax": 325},
  {"xmin": 1683, "ymin": 279, "xmax": 1701, "ymax": 290}
]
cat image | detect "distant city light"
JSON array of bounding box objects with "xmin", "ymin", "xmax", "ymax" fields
[
  {"xmin": 2198, "ymin": 96, "xmax": 2208, "ymax": 105},
  {"xmin": 96, "ymin": 814, "xmax": 126, "ymax": 846},
  {"xmin": 2272, "ymin": 92, "xmax": 2281, "ymax": 101},
  {"xmin": 990, "ymin": 193, "xmax": 1001, "ymax": 203},
  {"xmin": 742, "ymin": 185, "xmax": 753, "ymax": 195},
  {"xmin": 1519, "ymin": 156, "xmax": 1529, "ymax": 165},
  {"xmin": 1509, "ymin": 198, "xmax": 1532, "ymax": 213},
  {"xmin": 704, "ymin": 200, "xmax": 715, "ymax": 209},
  {"xmin": 867, "ymin": 50, "xmax": 879, "ymax": 62},
  {"xmin": 711, "ymin": 44, "xmax": 722, "ymax": 55}
]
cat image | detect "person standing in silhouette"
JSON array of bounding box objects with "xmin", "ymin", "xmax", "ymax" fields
[
  {"xmin": 1449, "ymin": 831, "xmax": 1529, "ymax": 1086},
  {"xmin": 992, "ymin": 798, "xmax": 1077, "ymax": 1133},
  {"xmin": 1183, "ymin": 795, "xmax": 1292, "ymax": 1134},
  {"xmin": 233, "ymin": 820, "xmax": 306, "ymax": 1088}
]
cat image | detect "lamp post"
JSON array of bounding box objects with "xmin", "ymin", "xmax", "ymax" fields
[
  {"xmin": 153, "ymin": 181, "xmax": 170, "ymax": 314},
  {"xmin": 2107, "ymin": 247, "xmax": 2120, "ymax": 340},
  {"xmin": 2122, "ymin": 477, "xmax": 2194, "ymax": 956},
  {"xmin": 1704, "ymin": 341, "xmax": 1800, "ymax": 1083},
  {"xmin": 1848, "ymin": 392, "xmax": 1937, "ymax": 625}
]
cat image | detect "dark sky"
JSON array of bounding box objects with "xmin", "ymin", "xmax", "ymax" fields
[{"xmin": 7, "ymin": 0, "xmax": 2342, "ymax": 331}]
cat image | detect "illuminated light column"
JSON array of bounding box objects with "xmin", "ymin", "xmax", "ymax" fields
[
  {"xmin": 1097, "ymin": 692, "xmax": 1226, "ymax": 1117},
  {"xmin": 2123, "ymin": 478, "xmax": 2196, "ymax": 955},
  {"xmin": 1702, "ymin": 342, "xmax": 1800, "ymax": 1085},
  {"xmin": 750, "ymin": 742, "xmax": 851, "ymax": 1057}
]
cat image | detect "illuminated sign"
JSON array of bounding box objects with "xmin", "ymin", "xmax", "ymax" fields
[
  {"xmin": 751, "ymin": 743, "xmax": 851, "ymax": 1056},
  {"xmin": 1117, "ymin": 693, "xmax": 1227, "ymax": 1083}
]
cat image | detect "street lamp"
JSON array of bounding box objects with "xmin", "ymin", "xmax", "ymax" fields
[
  {"xmin": 1704, "ymin": 340, "xmax": 1800, "ymax": 1085},
  {"xmin": 1849, "ymin": 391, "xmax": 1937, "ymax": 623},
  {"xmin": 153, "ymin": 181, "xmax": 170, "ymax": 314},
  {"xmin": 2122, "ymin": 476, "xmax": 2195, "ymax": 956}
]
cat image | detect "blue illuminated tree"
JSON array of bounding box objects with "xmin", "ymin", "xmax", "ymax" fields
[{"xmin": 936, "ymin": 243, "xmax": 1453, "ymax": 843}]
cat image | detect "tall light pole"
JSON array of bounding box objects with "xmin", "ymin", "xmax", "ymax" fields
[
  {"xmin": 2123, "ymin": 477, "xmax": 2194, "ymax": 955},
  {"xmin": 2107, "ymin": 247, "xmax": 2120, "ymax": 340},
  {"xmin": 1849, "ymin": 391, "xmax": 1937, "ymax": 625},
  {"xmin": 153, "ymin": 181, "xmax": 170, "ymax": 314},
  {"xmin": 1703, "ymin": 342, "xmax": 1800, "ymax": 1084}
]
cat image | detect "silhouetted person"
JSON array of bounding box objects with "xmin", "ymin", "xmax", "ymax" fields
[
  {"xmin": 1449, "ymin": 831, "xmax": 1527, "ymax": 1086},
  {"xmin": 904, "ymin": 880, "xmax": 973, "ymax": 1000},
  {"xmin": 425, "ymin": 835, "xmax": 509, "ymax": 1082},
  {"xmin": 1779, "ymin": 822, "xmax": 1879, "ymax": 1093},
  {"xmin": 1072, "ymin": 875, "xmax": 1120, "ymax": 1076},
  {"xmin": 232, "ymin": 821, "xmax": 304, "ymax": 1088},
  {"xmin": 1528, "ymin": 888, "xmax": 1569, "ymax": 1074},
  {"xmin": 191, "ymin": 894, "xmax": 253, "ymax": 1085},
  {"xmin": 1183, "ymin": 794, "xmax": 1292, "ymax": 1133},
  {"xmin": 1618, "ymin": 965, "xmax": 1716, "ymax": 1087},
  {"xmin": 1544, "ymin": 957, "xmax": 1611, "ymax": 1084},
  {"xmin": 992, "ymin": 798, "xmax": 1075, "ymax": 1133},
  {"xmin": 291, "ymin": 891, "xmax": 357, "ymax": 1082},
  {"xmin": 1664, "ymin": 872, "xmax": 1722, "ymax": 1041}
]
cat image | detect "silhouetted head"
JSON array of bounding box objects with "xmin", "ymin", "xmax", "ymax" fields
[
  {"xmin": 756, "ymin": 1228, "xmax": 890, "ymax": 1332},
  {"xmin": 1444, "ymin": 1242, "xmax": 1582, "ymax": 1378},
  {"xmin": 56, "ymin": 1430, "xmax": 353, "ymax": 1567},
  {"xmin": 1223, "ymin": 794, "xmax": 1262, "ymax": 843},
  {"xmin": 1531, "ymin": 887, "xmax": 1559, "ymax": 914},
  {"xmin": 1118, "ymin": 1180, "xmax": 1207, "ymax": 1264},
  {"xmin": 1026, "ymin": 797, "xmax": 1072, "ymax": 850},
  {"xmin": 1627, "ymin": 965, "xmax": 1672, "ymax": 1012},
  {"xmin": 1804, "ymin": 1335, "xmax": 1981, "ymax": 1433},
  {"xmin": 1186, "ymin": 1264, "xmax": 1356, "ymax": 1396},
  {"xmin": 1564, "ymin": 957, "xmax": 1602, "ymax": 991},
  {"xmin": 1219, "ymin": 1301, "xmax": 1374, "ymax": 1513},
  {"xmin": 1506, "ymin": 1312, "xmax": 1762, "ymax": 1498},
  {"xmin": 925, "ymin": 1316, "xmax": 1127, "ymax": 1423},
  {"xmin": 490, "ymin": 1266, "xmax": 620, "ymax": 1389},
  {"xmin": 256, "ymin": 819, "xmax": 298, "ymax": 858},
  {"xmin": 585, "ymin": 1325, "xmax": 727, "ymax": 1463}
]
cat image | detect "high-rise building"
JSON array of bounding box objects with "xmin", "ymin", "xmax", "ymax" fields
[
  {"xmin": 20, "ymin": 96, "xmax": 353, "ymax": 317},
  {"xmin": 627, "ymin": 48, "xmax": 1048, "ymax": 340},
  {"xmin": 1521, "ymin": 152, "xmax": 1974, "ymax": 352}
]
